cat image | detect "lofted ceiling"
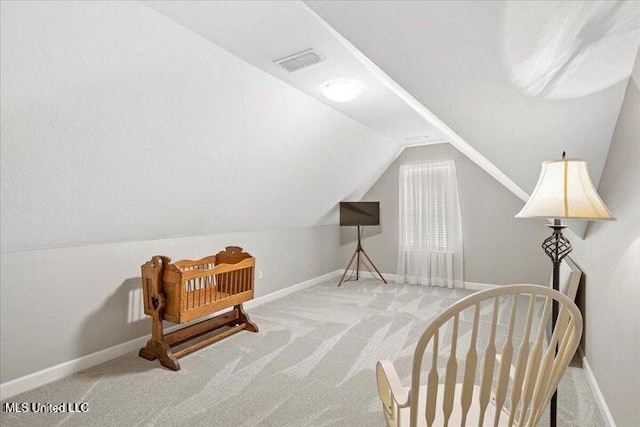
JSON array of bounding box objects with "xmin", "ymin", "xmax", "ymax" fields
[
  {"xmin": 306, "ymin": 0, "xmax": 640, "ymax": 197},
  {"xmin": 0, "ymin": 1, "xmax": 398, "ymax": 251},
  {"xmin": 144, "ymin": 0, "xmax": 444, "ymax": 145},
  {"xmin": 148, "ymin": 0, "xmax": 640, "ymax": 237},
  {"xmin": 2, "ymin": 1, "xmax": 638, "ymax": 251}
]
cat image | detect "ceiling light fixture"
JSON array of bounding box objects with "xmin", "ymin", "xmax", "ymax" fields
[{"xmin": 320, "ymin": 79, "xmax": 364, "ymax": 102}]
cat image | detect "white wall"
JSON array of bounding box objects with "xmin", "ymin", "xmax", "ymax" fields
[
  {"xmin": 0, "ymin": 224, "xmax": 339, "ymax": 384},
  {"xmin": 0, "ymin": 1, "xmax": 397, "ymax": 252},
  {"xmin": 339, "ymin": 143, "xmax": 550, "ymax": 286},
  {"xmin": 0, "ymin": 1, "xmax": 396, "ymax": 384},
  {"xmin": 569, "ymin": 54, "xmax": 640, "ymax": 426}
]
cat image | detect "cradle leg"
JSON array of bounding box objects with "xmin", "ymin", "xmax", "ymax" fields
[
  {"xmin": 139, "ymin": 292, "xmax": 180, "ymax": 371},
  {"xmin": 139, "ymin": 339, "xmax": 180, "ymax": 371},
  {"xmin": 236, "ymin": 304, "xmax": 258, "ymax": 333}
]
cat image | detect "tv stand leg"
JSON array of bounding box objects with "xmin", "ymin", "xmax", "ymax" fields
[
  {"xmin": 338, "ymin": 249, "xmax": 358, "ymax": 287},
  {"xmin": 361, "ymin": 248, "xmax": 387, "ymax": 284}
]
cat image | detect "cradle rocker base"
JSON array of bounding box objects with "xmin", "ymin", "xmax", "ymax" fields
[{"xmin": 139, "ymin": 304, "xmax": 258, "ymax": 371}]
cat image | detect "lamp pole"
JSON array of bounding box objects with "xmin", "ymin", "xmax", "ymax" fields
[{"xmin": 542, "ymin": 219, "xmax": 572, "ymax": 427}]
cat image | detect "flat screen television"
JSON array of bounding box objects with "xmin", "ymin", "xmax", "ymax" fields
[{"xmin": 339, "ymin": 201, "xmax": 380, "ymax": 226}]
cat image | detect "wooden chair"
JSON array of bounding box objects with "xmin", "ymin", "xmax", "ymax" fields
[
  {"xmin": 493, "ymin": 258, "xmax": 583, "ymax": 380},
  {"xmin": 376, "ymin": 284, "xmax": 582, "ymax": 427}
]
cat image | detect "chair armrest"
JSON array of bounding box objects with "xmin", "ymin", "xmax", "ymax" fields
[{"xmin": 376, "ymin": 360, "xmax": 409, "ymax": 412}]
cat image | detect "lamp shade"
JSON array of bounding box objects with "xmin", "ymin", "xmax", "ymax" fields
[{"xmin": 516, "ymin": 157, "xmax": 614, "ymax": 220}]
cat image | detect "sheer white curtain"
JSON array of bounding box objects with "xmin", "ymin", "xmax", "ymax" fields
[{"xmin": 397, "ymin": 160, "xmax": 464, "ymax": 288}]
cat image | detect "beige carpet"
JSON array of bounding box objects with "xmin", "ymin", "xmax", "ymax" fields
[{"xmin": 1, "ymin": 279, "xmax": 604, "ymax": 426}]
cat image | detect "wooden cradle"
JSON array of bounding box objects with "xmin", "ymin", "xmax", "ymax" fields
[{"xmin": 139, "ymin": 246, "xmax": 258, "ymax": 370}]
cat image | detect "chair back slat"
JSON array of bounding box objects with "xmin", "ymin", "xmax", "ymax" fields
[
  {"xmin": 459, "ymin": 303, "xmax": 481, "ymax": 424},
  {"xmin": 425, "ymin": 330, "xmax": 439, "ymax": 426},
  {"xmin": 517, "ymin": 295, "xmax": 552, "ymax": 425},
  {"xmin": 551, "ymin": 319, "xmax": 580, "ymax": 391},
  {"xmin": 530, "ymin": 310, "xmax": 566, "ymax": 417},
  {"xmin": 442, "ymin": 314, "xmax": 459, "ymax": 426},
  {"xmin": 529, "ymin": 306, "xmax": 577, "ymax": 424},
  {"xmin": 507, "ymin": 293, "xmax": 537, "ymax": 425},
  {"xmin": 477, "ymin": 297, "xmax": 499, "ymax": 425},
  {"xmin": 493, "ymin": 295, "xmax": 519, "ymax": 425}
]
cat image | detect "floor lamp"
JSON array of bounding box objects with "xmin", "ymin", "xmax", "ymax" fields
[{"xmin": 516, "ymin": 152, "xmax": 614, "ymax": 427}]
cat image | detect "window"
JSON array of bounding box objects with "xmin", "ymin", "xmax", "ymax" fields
[
  {"xmin": 397, "ymin": 159, "xmax": 463, "ymax": 287},
  {"xmin": 401, "ymin": 161, "xmax": 453, "ymax": 251}
]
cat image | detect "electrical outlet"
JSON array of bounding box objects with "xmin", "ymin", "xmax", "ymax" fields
[
  {"xmin": 306, "ymin": 257, "xmax": 313, "ymax": 267},
  {"xmin": 258, "ymin": 270, "xmax": 263, "ymax": 280}
]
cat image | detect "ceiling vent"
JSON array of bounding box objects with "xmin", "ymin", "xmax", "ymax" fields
[{"xmin": 275, "ymin": 49, "xmax": 324, "ymax": 72}]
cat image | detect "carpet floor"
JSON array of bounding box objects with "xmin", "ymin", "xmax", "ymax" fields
[{"xmin": 1, "ymin": 279, "xmax": 604, "ymax": 426}]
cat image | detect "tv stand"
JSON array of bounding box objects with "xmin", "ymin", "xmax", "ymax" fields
[{"xmin": 338, "ymin": 225, "xmax": 387, "ymax": 287}]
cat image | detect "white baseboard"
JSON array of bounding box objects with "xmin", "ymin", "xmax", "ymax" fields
[
  {"xmin": 339, "ymin": 270, "xmax": 397, "ymax": 282},
  {"xmin": 0, "ymin": 332, "xmax": 152, "ymax": 400},
  {"xmin": 0, "ymin": 269, "xmax": 342, "ymax": 400},
  {"xmin": 463, "ymin": 281, "xmax": 498, "ymax": 291},
  {"xmin": 338, "ymin": 271, "xmax": 497, "ymax": 292},
  {"xmin": 579, "ymin": 347, "xmax": 616, "ymax": 427},
  {"xmin": 245, "ymin": 269, "xmax": 341, "ymax": 309}
]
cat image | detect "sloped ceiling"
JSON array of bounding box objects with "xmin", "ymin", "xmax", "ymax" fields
[
  {"xmin": 143, "ymin": 0, "xmax": 444, "ymax": 145},
  {"xmin": 0, "ymin": 1, "xmax": 397, "ymax": 252},
  {"xmin": 2, "ymin": 1, "xmax": 638, "ymax": 252},
  {"xmin": 306, "ymin": 0, "xmax": 640, "ymax": 197},
  {"xmin": 148, "ymin": 0, "xmax": 640, "ymax": 237}
]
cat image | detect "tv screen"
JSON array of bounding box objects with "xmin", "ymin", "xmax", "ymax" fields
[{"xmin": 340, "ymin": 202, "xmax": 380, "ymax": 226}]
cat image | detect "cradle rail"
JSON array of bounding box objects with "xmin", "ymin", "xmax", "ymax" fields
[
  {"xmin": 159, "ymin": 257, "xmax": 256, "ymax": 323},
  {"xmin": 139, "ymin": 246, "xmax": 258, "ymax": 370}
]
